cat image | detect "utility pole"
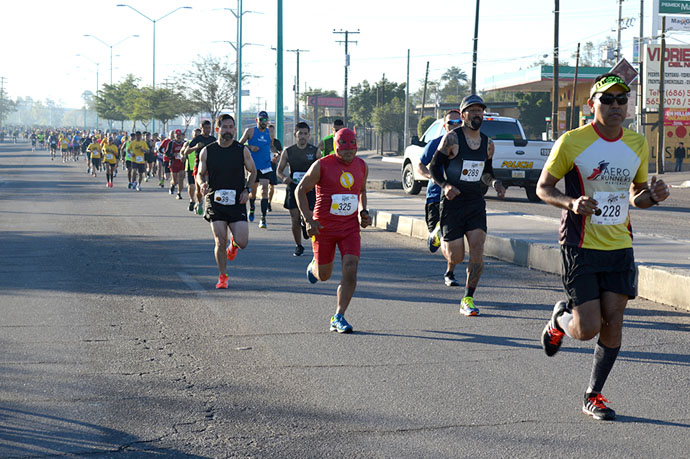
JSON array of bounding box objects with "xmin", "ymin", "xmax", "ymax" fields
[
  {"xmin": 471, "ymin": 0, "xmax": 480, "ymax": 93},
  {"xmin": 287, "ymin": 49, "xmax": 308, "ymax": 126},
  {"xmin": 276, "ymin": 0, "xmax": 284, "ymax": 143},
  {"xmin": 333, "ymin": 29, "xmax": 359, "ymax": 125},
  {"xmin": 616, "ymin": 0, "xmax": 624, "ymax": 61},
  {"xmin": 421, "ymin": 61, "xmax": 429, "ymax": 119},
  {"xmin": 552, "ymin": 0, "xmax": 560, "ymax": 140},
  {"xmin": 657, "ymin": 15, "xmax": 666, "ymax": 174},
  {"xmin": 637, "ymin": 0, "xmax": 645, "ymax": 134},
  {"xmin": 570, "ymin": 43, "xmax": 580, "ymax": 131},
  {"xmin": 0, "ymin": 76, "xmax": 6, "ymax": 132},
  {"xmin": 404, "ymin": 49, "xmax": 410, "ymax": 148}
]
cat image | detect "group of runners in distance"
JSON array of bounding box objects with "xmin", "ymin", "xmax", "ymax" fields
[{"xmin": 19, "ymin": 72, "xmax": 671, "ymax": 422}]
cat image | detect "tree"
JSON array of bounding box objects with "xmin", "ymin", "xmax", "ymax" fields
[
  {"xmin": 515, "ymin": 92, "xmax": 551, "ymax": 138},
  {"xmin": 349, "ymin": 76, "xmax": 405, "ymax": 128},
  {"xmin": 372, "ymin": 96, "xmax": 408, "ymax": 153},
  {"xmin": 95, "ymin": 74, "xmax": 139, "ymax": 130},
  {"xmin": 0, "ymin": 88, "xmax": 17, "ymax": 128},
  {"xmin": 418, "ymin": 116, "xmax": 435, "ymax": 138},
  {"xmin": 183, "ymin": 55, "xmax": 237, "ymax": 127}
]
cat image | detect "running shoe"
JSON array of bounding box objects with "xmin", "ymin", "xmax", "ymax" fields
[
  {"xmin": 248, "ymin": 209, "xmax": 255, "ymax": 222},
  {"xmin": 444, "ymin": 272, "xmax": 460, "ymax": 287},
  {"xmin": 136, "ymin": 184, "xmax": 142, "ymax": 192},
  {"xmin": 128, "ymin": 182, "xmax": 133, "ymax": 189},
  {"xmin": 216, "ymin": 273, "xmax": 229, "ymax": 289},
  {"xmin": 114, "ymin": 171, "xmax": 117, "ymax": 177},
  {"xmin": 109, "ymin": 182, "xmax": 113, "ymax": 188},
  {"xmin": 169, "ymin": 185, "xmax": 175, "ymax": 195},
  {"xmin": 541, "ymin": 300, "xmax": 568, "ymax": 357},
  {"xmin": 259, "ymin": 217, "xmax": 267, "ymax": 229},
  {"xmin": 306, "ymin": 258, "xmax": 318, "ymax": 284},
  {"xmin": 226, "ymin": 238, "xmax": 239, "ymax": 261},
  {"xmin": 293, "ymin": 244, "xmax": 305, "ymax": 257},
  {"xmin": 159, "ymin": 179, "xmax": 164, "ymax": 188},
  {"xmin": 196, "ymin": 203, "xmax": 203, "ymax": 215},
  {"xmin": 144, "ymin": 176, "xmax": 149, "ymax": 182},
  {"xmin": 176, "ymin": 193, "xmax": 182, "ymax": 200},
  {"xmin": 188, "ymin": 201, "xmax": 195, "ymax": 211},
  {"xmin": 330, "ymin": 314, "xmax": 353, "ymax": 333},
  {"xmin": 105, "ymin": 182, "xmax": 110, "ymax": 188},
  {"xmin": 583, "ymin": 393, "xmax": 616, "ymax": 421},
  {"xmin": 427, "ymin": 223, "xmax": 441, "ymax": 253},
  {"xmin": 267, "ymin": 202, "xmax": 272, "ymax": 212},
  {"xmin": 459, "ymin": 297, "xmax": 479, "ymax": 316}
]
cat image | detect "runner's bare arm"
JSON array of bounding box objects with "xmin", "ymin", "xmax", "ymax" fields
[
  {"xmin": 196, "ymin": 147, "xmax": 209, "ymax": 195},
  {"xmin": 537, "ymin": 169, "xmax": 597, "ymax": 215},
  {"xmin": 238, "ymin": 128, "xmax": 258, "ymax": 152},
  {"xmin": 296, "ymin": 161, "xmax": 321, "ymax": 229},
  {"xmin": 359, "ymin": 164, "xmax": 371, "ymax": 228},
  {"xmin": 429, "ymin": 132, "xmax": 460, "ymax": 199},
  {"xmin": 276, "ymin": 148, "xmax": 290, "ymax": 184},
  {"xmin": 631, "ymin": 176, "xmax": 670, "ymax": 208},
  {"xmin": 481, "ymin": 139, "xmax": 505, "ymax": 198},
  {"xmin": 315, "ymin": 140, "xmax": 324, "ymax": 157}
]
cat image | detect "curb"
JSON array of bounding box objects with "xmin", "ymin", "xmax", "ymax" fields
[{"xmin": 271, "ymin": 189, "xmax": 690, "ymax": 312}]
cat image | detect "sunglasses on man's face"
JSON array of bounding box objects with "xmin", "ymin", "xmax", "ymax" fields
[
  {"xmin": 259, "ymin": 117, "xmax": 269, "ymax": 122},
  {"xmin": 446, "ymin": 119, "xmax": 462, "ymax": 126},
  {"xmin": 596, "ymin": 93, "xmax": 628, "ymax": 105}
]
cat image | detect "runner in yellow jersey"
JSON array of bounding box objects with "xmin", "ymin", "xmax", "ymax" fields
[
  {"xmin": 129, "ymin": 131, "xmax": 149, "ymax": 192},
  {"xmin": 102, "ymin": 137, "xmax": 119, "ymax": 188},
  {"xmin": 87, "ymin": 137, "xmax": 102, "ymax": 177},
  {"xmin": 536, "ymin": 73, "xmax": 670, "ymax": 421}
]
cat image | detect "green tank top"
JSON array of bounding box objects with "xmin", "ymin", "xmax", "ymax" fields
[{"xmin": 322, "ymin": 135, "xmax": 335, "ymax": 157}]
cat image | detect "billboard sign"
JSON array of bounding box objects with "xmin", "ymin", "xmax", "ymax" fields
[
  {"xmin": 308, "ymin": 96, "xmax": 344, "ymax": 108},
  {"xmin": 659, "ymin": 1, "xmax": 690, "ymax": 15},
  {"xmin": 643, "ymin": 44, "xmax": 690, "ymax": 112}
]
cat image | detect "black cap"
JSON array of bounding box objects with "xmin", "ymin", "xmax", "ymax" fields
[{"xmin": 459, "ymin": 94, "xmax": 487, "ymax": 113}]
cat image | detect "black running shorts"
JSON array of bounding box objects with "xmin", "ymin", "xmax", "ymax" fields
[
  {"xmin": 440, "ymin": 198, "xmax": 487, "ymax": 242},
  {"xmin": 284, "ymin": 183, "xmax": 315, "ymax": 210},
  {"xmin": 204, "ymin": 196, "xmax": 247, "ymax": 223},
  {"xmin": 560, "ymin": 245, "xmax": 637, "ymax": 306},
  {"xmin": 425, "ymin": 201, "xmax": 440, "ymax": 233}
]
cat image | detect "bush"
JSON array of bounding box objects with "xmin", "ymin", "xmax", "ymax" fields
[{"xmin": 417, "ymin": 116, "xmax": 435, "ymax": 138}]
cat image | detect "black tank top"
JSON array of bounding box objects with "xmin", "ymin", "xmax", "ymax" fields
[
  {"xmin": 444, "ymin": 127, "xmax": 489, "ymax": 202},
  {"xmin": 206, "ymin": 140, "xmax": 246, "ymax": 196},
  {"xmin": 286, "ymin": 143, "xmax": 318, "ymax": 175}
]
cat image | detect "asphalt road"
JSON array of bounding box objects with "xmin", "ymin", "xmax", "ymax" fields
[
  {"xmin": 2, "ymin": 143, "xmax": 690, "ymax": 458},
  {"xmin": 363, "ymin": 152, "xmax": 690, "ymax": 242}
]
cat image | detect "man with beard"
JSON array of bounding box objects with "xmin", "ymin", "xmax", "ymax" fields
[
  {"xmin": 429, "ymin": 95, "xmax": 506, "ymax": 317},
  {"xmin": 276, "ymin": 122, "xmax": 319, "ymax": 256},
  {"xmin": 238, "ymin": 111, "xmax": 274, "ymax": 228},
  {"xmin": 197, "ymin": 114, "xmax": 257, "ymax": 289},
  {"xmin": 296, "ymin": 128, "xmax": 371, "ymax": 333}
]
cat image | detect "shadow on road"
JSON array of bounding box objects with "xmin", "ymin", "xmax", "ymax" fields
[{"xmin": 0, "ymin": 406, "xmax": 203, "ymax": 457}]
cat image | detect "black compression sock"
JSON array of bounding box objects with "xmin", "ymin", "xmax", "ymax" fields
[
  {"xmin": 260, "ymin": 198, "xmax": 268, "ymax": 216},
  {"xmin": 588, "ymin": 339, "xmax": 621, "ymax": 394},
  {"xmin": 250, "ymin": 199, "xmax": 255, "ymax": 211},
  {"xmin": 464, "ymin": 286, "xmax": 476, "ymax": 298}
]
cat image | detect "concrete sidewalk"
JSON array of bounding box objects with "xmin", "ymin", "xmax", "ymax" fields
[{"xmin": 270, "ymin": 183, "xmax": 690, "ymax": 312}]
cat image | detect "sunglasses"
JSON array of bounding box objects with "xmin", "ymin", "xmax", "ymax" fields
[
  {"xmin": 446, "ymin": 119, "xmax": 462, "ymax": 126},
  {"xmin": 258, "ymin": 117, "xmax": 269, "ymax": 122},
  {"xmin": 596, "ymin": 93, "xmax": 628, "ymax": 105}
]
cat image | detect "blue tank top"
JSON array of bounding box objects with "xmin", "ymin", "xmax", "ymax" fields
[{"xmin": 248, "ymin": 126, "xmax": 272, "ymax": 171}]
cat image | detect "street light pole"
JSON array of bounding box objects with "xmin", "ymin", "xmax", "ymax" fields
[
  {"xmin": 117, "ymin": 4, "xmax": 191, "ymax": 133},
  {"xmin": 83, "ymin": 34, "xmax": 139, "ymax": 131}
]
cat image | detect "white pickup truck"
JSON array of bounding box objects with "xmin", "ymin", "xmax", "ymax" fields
[{"xmin": 401, "ymin": 114, "xmax": 554, "ymax": 202}]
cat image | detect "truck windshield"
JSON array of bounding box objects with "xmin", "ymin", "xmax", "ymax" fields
[{"xmin": 481, "ymin": 120, "xmax": 522, "ymax": 141}]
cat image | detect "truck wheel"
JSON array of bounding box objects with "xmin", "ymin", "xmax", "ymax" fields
[
  {"xmin": 402, "ymin": 162, "xmax": 422, "ymax": 195},
  {"xmin": 525, "ymin": 186, "xmax": 541, "ymax": 203}
]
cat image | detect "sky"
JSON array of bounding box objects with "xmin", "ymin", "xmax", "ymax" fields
[{"xmin": 1, "ymin": 0, "xmax": 687, "ymax": 112}]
